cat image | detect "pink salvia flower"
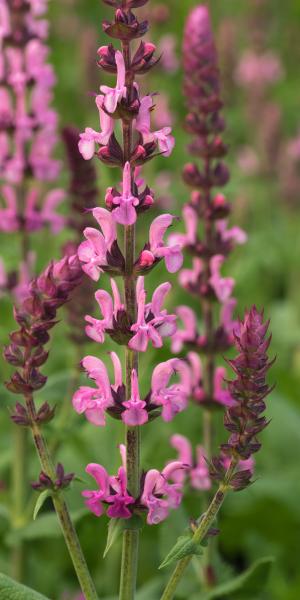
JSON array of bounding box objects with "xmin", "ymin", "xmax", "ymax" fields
[
  {"xmin": 82, "ymin": 463, "xmax": 110, "ymax": 516},
  {"xmin": 209, "ymin": 255, "xmax": 235, "ymax": 303},
  {"xmin": 179, "ymin": 257, "xmax": 203, "ymax": 290},
  {"xmin": 0, "ymin": 185, "xmax": 19, "ymax": 231},
  {"xmin": 168, "ymin": 204, "xmax": 197, "ymax": 249},
  {"xmin": 100, "ymin": 50, "xmax": 127, "ymax": 113},
  {"xmin": 216, "ymin": 219, "xmax": 247, "ymax": 245},
  {"xmin": 151, "ymin": 358, "xmax": 190, "ymax": 422},
  {"xmin": 78, "ymin": 95, "xmax": 115, "ymax": 160},
  {"xmin": 129, "ymin": 277, "xmax": 176, "ymax": 352},
  {"xmin": 171, "ymin": 305, "xmax": 197, "ymax": 353},
  {"xmin": 141, "ymin": 461, "xmax": 186, "ymax": 525},
  {"xmin": 111, "ymin": 161, "xmax": 139, "ymax": 225},
  {"xmin": 147, "ymin": 214, "xmax": 183, "ymax": 273},
  {"xmin": 213, "ymin": 367, "xmax": 235, "ymax": 407},
  {"xmin": 136, "ymin": 95, "xmax": 175, "ymax": 156},
  {"xmin": 85, "ymin": 279, "xmax": 122, "ymax": 343},
  {"xmin": 170, "ymin": 434, "xmax": 211, "ymax": 491},
  {"xmin": 83, "ymin": 446, "xmax": 135, "ymax": 519},
  {"xmin": 190, "ymin": 446, "xmax": 211, "ymax": 490},
  {"xmin": 122, "ymin": 369, "xmax": 148, "ymax": 426},
  {"xmin": 107, "ymin": 466, "xmax": 135, "ymax": 519},
  {"xmin": 72, "ymin": 355, "xmax": 115, "ymax": 426},
  {"xmin": 78, "ymin": 207, "xmax": 117, "ymax": 281}
]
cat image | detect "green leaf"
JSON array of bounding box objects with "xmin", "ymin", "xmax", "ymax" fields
[
  {"xmin": 103, "ymin": 518, "xmax": 124, "ymax": 558},
  {"xmin": 103, "ymin": 515, "xmax": 143, "ymax": 558},
  {"xmin": 33, "ymin": 490, "xmax": 52, "ymax": 521},
  {"xmin": 203, "ymin": 556, "xmax": 274, "ymax": 599},
  {"xmin": 0, "ymin": 573, "xmax": 50, "ymax": 599},
  {"xmin": 159, "ymin": 534, "xmax": 203, "ymax": 570}
]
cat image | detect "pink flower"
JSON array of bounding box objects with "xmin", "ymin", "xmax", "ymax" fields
[
  {"xmin": 209, "ymin": 255, "xmax": 235, "ymax": 303},
  {"xmin": 220, "ymin": 297, "xmax": 238, "ymax": 342},
  {"xmin": 111, "ymin": 161, "xmax": 139, "ymax": 225},
  {"xmin": 170, "ymin": 435, "xmax": 211, "ymax": 491},
  {"xmin": 83, "ymin": 445, "xmax": 135, "ymax": 519},
  {"xmin": 216, "ymin": 219, "xmax": 247, "ymax": 246},
  {"xmin": 72, "ymin": 354, "xmax": 120, "ymax": 426},
  {"xmin": 78, "ymin": 207, "xmax": 117, "ymax": 281},
  {"xmin": 122, "ymin": 369, "xmax": 148, "ymax": 426},
  {"xmin": 171, "ymin": 306, "xmax": 197, "ymax": 353},
  {"xmin": 213, "ymin": 367, "xmax": 235, "ymax": 407},
  {"xmin": 190, "ymin": 446, "xmax": 211, "ymax": 490},
  {"xmin": 136, "ymin": 95, "xmax": 175, "ymax": 156},
  {"xmin": 100, "ymin": 50, "xmax": 127, "ymax": 113},
  {"xmin": 141, "ymin": 461, "xmax": 185, "ymax": 525},
  {"xmin": 187, "ymin": 352, "xmax": 205, "ymax": 403},
  {"xmin": 0, "ymin": 185, "xmax": 19, "ymax": 232},
  {"xmin": 85, "ymin": 279, "xmax": 123, "ymax": 343},
  {"xmin": 107, "ymin": 465, "xmax": 135, "ymax": 519},
  {"xmin": 82, "ymin": 463, "xmax": 110, "ymax": 516},
  {"xmin": 39, "ymin": 189, "xmax": 65, "ymax": 233},
  {"xmin": 78, "ymin": 128, "xmax": 103, "ymax": 161},
  {"xmin": 144, "ymin": 214, "xmax": 183, "ymax": 273},
  {"xmin": 169, "ymin": 204, "xmax": 197, "ymax": 249},
  {"xmin": 151, "ymin": 358, "xmax": 190, "ymax": 422},
  {"xmin": 129, "ymin": 277, "xmax": 177, "ymax": 352},
  {"xmin": 179, "ymin": 257, "xmax": 203, "ymax": 290},
  {"xmin": 78, "ymin": 95, "xmax": 114, "ymax": 160}
]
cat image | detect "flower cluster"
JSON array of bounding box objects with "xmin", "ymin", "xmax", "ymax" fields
[
  {"xmin": 82, "ymin": 445, "xmax": 187, "ymax": 525},
  {"xmin": 0, "ymin": 0, "xmax": 65, "ymax": 299},
  {"xmin": 170, "ymin": 6, "xmax": 247, "ymax": 436},
  {"xmin": 72, "ymin": 0, "xmax": 188, "ymax": 527},
  {"xmin": 73, "ymin": 354, "xmax": 190, "ymax": 427},
  {"xmin": 210, "ymin": 307, "xmax": 273, "ymax": 491}
]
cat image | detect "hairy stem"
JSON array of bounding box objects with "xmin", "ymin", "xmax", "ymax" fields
[
  {"xmin": 160, "ymin": 460, "xmax": 237, "ymax": 600},
  {"xmin": 25, "ymin": 394, "xmax": 98, "ymax": 600}
]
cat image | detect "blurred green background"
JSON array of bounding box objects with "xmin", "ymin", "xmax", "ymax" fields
[{"xmin": 1, "ymin": 0, "xmax": 300, "ymax": 598}]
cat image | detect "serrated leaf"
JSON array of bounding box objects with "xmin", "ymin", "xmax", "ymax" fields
[
  {"xmin": 103, "ymin": 515, "xmax": 143, "ymax": 558},
  {"xmin": 33, "ymin": 490, "xmax": 52, "ymax": 521},
  {"xmin": 159, "ymin": 534, "xmax": 203, "ymax": 570},
  {"xmin": 203, "ymin": 556, "xmax": 274, "ymax": 599},
  {"xmin": 0, "ymin": 573, "xmax": 50, "ymax": 599}
]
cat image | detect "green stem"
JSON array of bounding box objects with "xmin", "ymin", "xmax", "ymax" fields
[
  {"xmin": 25, "ymin": 394, "xmax": 98, "ymax": 600},
  {"xmin": 160, "ymin": 461, "xmax": 237, "ymax": 600}
]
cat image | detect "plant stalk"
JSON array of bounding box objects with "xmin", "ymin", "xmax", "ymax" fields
[
  {"xmin": 25, "ymin": 394, "xmax": 99, "ymax": 600},
  {"xmin": 118, "ymin": 32, "xmax": 140, "ymax": 600}
]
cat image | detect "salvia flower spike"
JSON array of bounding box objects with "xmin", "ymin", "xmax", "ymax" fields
[{"xmin": 72, "ymin": 0, "xmax": 187, "ymax": 598}]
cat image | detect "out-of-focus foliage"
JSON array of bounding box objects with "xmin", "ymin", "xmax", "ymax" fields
[{"xmin": 0, "ymin": 0, "xmax": 300, "ymax": 598}]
